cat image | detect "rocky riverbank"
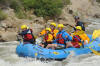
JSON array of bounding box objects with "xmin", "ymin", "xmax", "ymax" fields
[{"xmin": 0, "ymin": 0, "xmax": 100, "ymax": 42}]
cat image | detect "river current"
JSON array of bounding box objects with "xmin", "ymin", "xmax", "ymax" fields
[{"xmin": 0, "ymin": 18, "xmax": 100, "ymax": 66}]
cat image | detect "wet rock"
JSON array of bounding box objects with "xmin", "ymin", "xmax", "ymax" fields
[
  {"xmin": 0, "ymin": 31, "xmax": 17, "ymax": 41},
  {"xmin": 94, "ymin": 13, "xmax": 100, "ymax": 18},
  {"xmin": 0, "ymin": 38, "xmax": 6, "ymax": 42},
  {"xmin": 59, "ymin": 6, "xmax": 75, "ymax": 26},
  {"xmin": 33, "ymin": 17, "xmax": 44, "ymax": 24},
  {"xmin": 68, "ymin": 0, "xmax": 100, "ymax": 18}
]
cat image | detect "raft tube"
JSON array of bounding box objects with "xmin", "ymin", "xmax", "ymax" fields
[{"xmin": 16, "ymin": 35, "xmax": 100, "ymax": 60}]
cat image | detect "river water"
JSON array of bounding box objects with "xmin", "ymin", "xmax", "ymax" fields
[{"xmin": 0, "ymin": 18, "xmax": 100, "ymax": 66}]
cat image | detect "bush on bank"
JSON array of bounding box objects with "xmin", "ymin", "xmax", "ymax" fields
[{"xmin": 0, "ymin": 0, "xmax": 71, "ymax": 19}]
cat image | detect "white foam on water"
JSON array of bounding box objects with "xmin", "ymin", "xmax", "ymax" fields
[
  {"xmin": 66, "ymin": 55, "xmax": 100, "ymax": 66},
  {"xmin": 86, "ymin": 18, "xmax": 100, "ymax": 30},
  {"xmin": 1, "ymin": 40, "xmax": 100, "ymax": 66},
  {"xmin": 0, "ymin": 57, "xmax": 63, "ymax": 66},
  {"xmin": 0, "ymin": 53, "xmax": 100, "ymax": 66},
  {"xmin": 0, "ymin": 41, "xmax": 63, "ymax": 66}
]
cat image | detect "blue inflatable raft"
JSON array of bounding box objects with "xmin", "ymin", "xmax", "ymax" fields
[{"xmin": 16, "ymin": 35, "xmax": 100, "ymax": 60}]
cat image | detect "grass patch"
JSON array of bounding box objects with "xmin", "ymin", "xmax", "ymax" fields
[
  {"xmin": 0, "ymin": 9, "xmax": 7, "ymax": 20},
  {"xmin": 63, "ymin": 0, "xmax": 71, "ymax": 5},
  {"xmin": 15, "ymin": 9, "xmax": 27, "ymax": 19},
  {"xmin": 9, "ymin": 0, "xmax": 27, "ymax": 19}
]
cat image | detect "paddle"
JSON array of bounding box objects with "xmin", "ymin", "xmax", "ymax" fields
[
  {"xmin": 89, "ymin": 47, "xmax": 100, "ymax": 55},
  {"xmin": 64, "ymin": 24, "xmax": 74, "ymax": 28},
  {"xmin": 92, "ymin": 30, "xmax": 100, "ymax": 39},
  {"xmin": 16, "ymin": 28, "xmax": 23, "ymax": 44},
  {"xmin": 16, "ymin": 35, "xmax": 22, "ymax": 44},
  {"xmin": 90, "ymin": 30, "xmax": 100, "ymax": 44},
  {"xmin": 87, "ymin": 30, "xmax": 100, "ymax": 55}
]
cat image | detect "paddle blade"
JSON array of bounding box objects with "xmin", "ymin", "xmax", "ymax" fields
[
  {"xmin": 89, "ymin": 48, "xmax": 100, "ymax": 55},
  {"xmin": 92, "ymin": 30, "xmax": 100, "ymax": 39}
]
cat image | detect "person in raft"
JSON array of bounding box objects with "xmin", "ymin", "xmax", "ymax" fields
[
  {"xmin": 74, "ymin": 16, "xmax": 85, "ymax": 31},
  {"xmin": 39, "ymin": 22, "xmax": 58, "ymax": 40},
  {"xmin": 18, "ymin": 25, "xmax": 35, "ymax": 44},
  {"xmin": 46, "ymin": 24, "xmax": 73, "ymax": 49},
  {"xmin": 39, "ymin": 28, "xmax": 53, "ymax": 48},
  {"xmin": 72, "ymin": 26, "xmax": 90, "ymax": 48}
]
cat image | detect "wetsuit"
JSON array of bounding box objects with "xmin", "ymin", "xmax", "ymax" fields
[{"xmin": 74, "ymin": 21, "xmax": 85, "ymax": 31}]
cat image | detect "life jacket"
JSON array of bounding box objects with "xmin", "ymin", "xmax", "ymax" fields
[
  {"xmin": 71, "ymin": 35, "xmax": 81, "ymax": 48},
  {"xmin": 73, "ymin": 30, "xmax": 90, "ymax": 43},
  {"xmin": 73, "ymin": 35, "xmax": 81, "ymax": 42},
  {"xmin": 56, "ymin": 33, "xmax": 65, "ymax": 44},
  {"xmin": 51, "ymin": 29, "xmax": 55, "ymax": 39},
  {"xmin": 44, "ymin": 33, "xmax": 53, "ymax": 43},
  {"xmin": 51, "ymin": 29, "xmax": 59, "ymax": 39},
  {"xmin": 44, "ymin": 34, "xmax": 48, "ymax": 41},
  {"xmin": 71, "ymin": 42, "xmax": 80, "ymax": 48},
  {"xmin": 79, "ymin": 33, "xmax": 90, "ymax": 43},
  {"xmin": 40, "ymin": 29, "xmax": 46, "ymax": 36},
  {"xmin": 24, "ymin": 29, "xmax": 33, "ymax": 40}
]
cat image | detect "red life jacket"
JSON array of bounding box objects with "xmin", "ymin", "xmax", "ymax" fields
[
  {"xmin": 73, "ymin": 35, "xmax": 81, "ymax": 42},
  {"xmin": 24, "ymin": 29, "xmax": 33, "ymax": 40},
  {"xmin": 44, "ymin": 34, "xmax": 48, "ymax": 41},
  {"xmin": 71, "ymin": 42, "xmax": 80, "ymax": 48},
  {"xmin": 71, "ymin": 35, "xmax": 81, "ymax": 48},
  {"xmin": 51, "ymin": 29, "xmax": 54, "ymax": 32},
  {"xmin": 51, "ymin": 29, "xmax": 55, "ymax": 39},
  {"xmin": 56, "ymin": 34, "xmax": 65, "ymax": 44}
]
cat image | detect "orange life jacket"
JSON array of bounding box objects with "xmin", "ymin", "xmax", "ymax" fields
[{"xmin": 44, "ymin": 33, "xmax": 53, "ymax": 43}]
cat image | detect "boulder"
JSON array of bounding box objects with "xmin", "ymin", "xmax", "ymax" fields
[
  {"xmin": 0, "ymin": 31, "xmax": 17, "ymax": 42},
  {"xmin": 94, "ymin": 13, "xmax": 100, "ymax": 18}
]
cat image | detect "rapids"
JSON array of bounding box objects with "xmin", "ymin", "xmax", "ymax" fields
[{"xmin": 0, "ymin": 18, "xmax": 100, "ymax": 66}]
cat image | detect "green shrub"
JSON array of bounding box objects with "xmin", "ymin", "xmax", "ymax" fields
[
  {"xmin": 15, "ymin": 9, "xmax": 27, "ymax": 19},
  {"xmin": 1, "ymin": 0, "xmax": 71, "ymax": 19},
  {"xmin": 10, "ymin": 0, "xmax": 26, "ymax": 19},
  {"xmin": 20, "ymin": 0, "xmax": 35, "ymax": 10},
  {"xmin": 0, "ymin": 9, "xmax": 7, "ymax": 20},
  {"xmin": 96, "ymin": 0, "xmax": 100, "ymax": 3},
  {"xmin": 0, "ymin": 0, "xmax": 6, "ymax": 5},
  {"xmin": 62, "ymin": 0, "xmax": 71, "ymax": 5},
  {"xmin": 33, "ymin": 0, "xmax": 64, "ymax": 19},
  {"xmin": 33, "ymin": 0, "xmax": 70, "ymax": 19}
]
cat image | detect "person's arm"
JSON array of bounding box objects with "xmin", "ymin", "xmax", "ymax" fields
[
  {"xmin": 64, "ymin": 32, "xmax": 72, "ymax": 41},
  {"xmin": 19, "ymin": 30, "xmax": 28, "ymax": 35},
  {"xmin": 40, "ymin": 29, "xmax": 46, "ymax": 35},
  {"xmin": 80, "ymin": 22, "xmax": 85, "ymax": 31},
  {"xmin": 78, "ymin": 22, "xmax": 84, "ymax": 27}
]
